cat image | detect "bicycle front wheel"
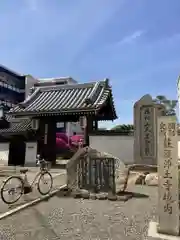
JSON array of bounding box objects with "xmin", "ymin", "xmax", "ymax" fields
[
  {"xmin": 1, "ymin": 176, "xmax": 24, "ymax": 204},
  {"xmin": 37, "ymin": 172, "xmax": 53, "ymax": 195}
]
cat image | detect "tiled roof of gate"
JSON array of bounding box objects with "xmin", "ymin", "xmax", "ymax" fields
[
  {"xmin": 8, "ymin": 79, "xmax": 117, "ymax": 118},
  {"xmin": 0, "ymin": 118, "xmax": 32, "ymax": 135}
]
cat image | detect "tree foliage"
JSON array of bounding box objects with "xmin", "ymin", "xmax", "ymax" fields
[
  {"xmin": 111, "ymin": 124, "xmax": 134, "ymax": 132},
  {"xmin": 153, "ymin": 95, "xmax": 177, "ymax": 116}
]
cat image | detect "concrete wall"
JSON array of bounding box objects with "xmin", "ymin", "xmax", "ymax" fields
[
  {"xmin": 25, "ymin": 75, "xmax": 38, "ymax": 99},
  {"xmin": 25, "ymin": 142, "xmax": 37, "ymax": 167},
  {"xmin": 90, "ymin": 133, "xmax": 180, "ymax": 164},
  {"xmin": 89, "ymin": 134, "xmax": 134, "ymax": 164}
]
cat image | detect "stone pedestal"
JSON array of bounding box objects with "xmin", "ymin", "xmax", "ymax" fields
[{"xmin": 148, "ymin": 221, "xmax": 180, "ymax": 240}]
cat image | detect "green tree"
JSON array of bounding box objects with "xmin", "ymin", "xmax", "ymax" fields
[
  {"xmin": 111, "ymin": 124, "xmax": 134, "ymax": 132},
  {"xmin": 153, "ymin": 95, "xmax": 177, "ymax": 116}
]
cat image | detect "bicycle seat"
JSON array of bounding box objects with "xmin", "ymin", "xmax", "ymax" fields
[{"xmin": 20, "ymin": 169, "xmax": 29, "ymax": 174}]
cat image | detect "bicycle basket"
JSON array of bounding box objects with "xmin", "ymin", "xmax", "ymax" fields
[{"xmin": 40, "ymin": 160, "xmax": 51, "ymax": 171}]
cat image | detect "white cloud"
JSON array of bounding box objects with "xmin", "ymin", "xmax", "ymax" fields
[{"xmin": 118, "ymin": 30, "xmax": 144, "ymax": 45}]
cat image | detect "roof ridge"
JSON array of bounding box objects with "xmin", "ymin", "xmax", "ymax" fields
[
  {"xmin": 85, "ymin": 82, "xmax": 102, "ymax": 105},
  {"xmin": 19, "ymin": 87, "xmax": 40, "ymax": 108},
  {"xmin": 38, "ymin": 80, "xmax": 106, "ymax": 92}
]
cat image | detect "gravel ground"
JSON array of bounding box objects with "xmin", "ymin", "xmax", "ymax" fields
[{"xmin": 0, "ymin": 185, "xmax": 158, "ymax": 240}]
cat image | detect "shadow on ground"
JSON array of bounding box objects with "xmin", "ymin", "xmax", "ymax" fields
[
  {"xmin": 54, "ymin": 188, "xmax": 149, "ymax": 201},
  {"xmin": 131, "ymin": 192, "xmax": 149, "ymax": 198}
]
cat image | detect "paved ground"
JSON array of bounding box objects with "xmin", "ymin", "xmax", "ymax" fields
[
  {"xmin": 0, "ymin": 184, "xmax": 158, "ymax": 240},
  {"xmin": 0, "ymin": 170, "xmax": 66, "ymax": 215}
]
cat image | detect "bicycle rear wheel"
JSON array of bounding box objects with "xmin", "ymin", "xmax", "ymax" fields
[
  {"xmin": 37, "ymin": 172, "xmax": 53, "ymax": 195},
  {"xmin": 1, "ymin": 176, "xmax": 24, "ymax": 204}
]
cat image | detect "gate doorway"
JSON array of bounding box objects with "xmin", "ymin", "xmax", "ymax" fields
[{"xmin": 8, "ymin": 136, "xmax": 26, "ymax": 166}]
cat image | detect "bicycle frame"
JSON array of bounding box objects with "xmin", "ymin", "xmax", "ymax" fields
[{"xmin": 22, "ymin": 170, "xmax": 45, "ymax": 188}]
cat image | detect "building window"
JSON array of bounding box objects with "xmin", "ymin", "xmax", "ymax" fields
[
  {"xmin": 56, "ymin": 122, "xmax": 65, "ymax": 128},
  {"xmin": 0, "ymin": 79, "xmax": 22, "ymax": 93}
]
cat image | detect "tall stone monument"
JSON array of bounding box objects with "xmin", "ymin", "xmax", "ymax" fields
[
  {"xmin": 134, "ymin": 94, "xmax": 165, "ymax": 165},
  {"xmin": 157, "ymin": 115, "xmax": 179, "ymax": 236},
  {"xmin": 148, "ymin": 115, "xmax": 179, "ymax": 239}
]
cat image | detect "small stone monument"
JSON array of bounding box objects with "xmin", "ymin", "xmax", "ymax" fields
[
  {"xmin": 134, "ymin": 94, "xmax": 165, "ymax": 165},
  {"xmin": 148, "ymin": 115, "xmax": 179, "ymax": 238},
  {"xmin": 113, "ymin": 154, "xmax": 130, "ymax": 193},
  {"xmin": 66, "ymin": 147, "xmax": 130, "ymax": 199}
]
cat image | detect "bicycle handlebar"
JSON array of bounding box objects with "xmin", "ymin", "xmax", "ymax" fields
[
  {"xmin": 39, "ymin": 159, "xmax": 46, "ymax": 163},
  {"xmin": 38, "ymin": 159, "xmax": 51, "ymax": 171}
]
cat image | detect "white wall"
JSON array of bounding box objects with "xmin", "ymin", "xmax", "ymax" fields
[
  {"xmin": 89, "ymin": 135, "xmax": 134, "ymax": 164},
  {"xmin": 90, "ymin": 135, "xmax": 180, "ymax": 164},
  {"xmin": 25, "ymin": 142, "xmax": 37, "ymax": 167},
  {"xmin": 0, "ymin": 143, "xmax": 9, "ymax": 165}
]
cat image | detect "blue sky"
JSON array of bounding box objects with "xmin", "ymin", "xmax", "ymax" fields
[{"xmin": 0, "ymin": 0, "xmax": 180, "ymax": 129}]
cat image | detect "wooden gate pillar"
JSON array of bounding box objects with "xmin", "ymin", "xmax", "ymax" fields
[
  {"xmin": 84, "ymin": 116, "xmax": 93, "ymax": 146},
  {"xmin": 38, "ymin": 118, "xmax": 56, "ymax": 165},
  {"xmin": 93, "ymin": 120, "xmax": 98, "ymax": 130}
]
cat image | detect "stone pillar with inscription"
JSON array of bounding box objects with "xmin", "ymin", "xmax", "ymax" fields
[
  {"xmin": 157, "ymin": 116, "xmax": 179, "ymax": 236},
  {"xmin": 134, "ymin": 94, "xmax": 165, "ymax": 165}
]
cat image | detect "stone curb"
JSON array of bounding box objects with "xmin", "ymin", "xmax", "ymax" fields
[
  {"xmin": 0, "ymin": 184, "xmax": 67, "ymax": 220},
  {"xmin": 0, "ymin": 170, "xmax": 66, "ymax": 178}
]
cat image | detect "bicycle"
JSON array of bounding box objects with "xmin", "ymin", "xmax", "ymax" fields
[{"xmin": 0, "ymin": 159, "xmax": 53, "ymax": 204}]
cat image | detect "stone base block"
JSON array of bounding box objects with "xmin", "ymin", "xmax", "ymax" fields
[
  {"xmin": 107, "ymin": 193, "xmax": 117, "ymax": 201},
  {"xmin": 96, "ymin": 193, "xmax": 108, "ymax": 200},
  {"xmin": 72, "ymin": 189, "xmax": 90, "ymax": 199},
  {"xmin": 61, "ymin": 188, "xmax": 133, "ymax": 202},
  {"xmin": 89, "ymin": 193, "xmax": 97, "ymax": 200},
  {"xmin": 148, "ymin": 221, "xmax": 180, "ymax": 240}
]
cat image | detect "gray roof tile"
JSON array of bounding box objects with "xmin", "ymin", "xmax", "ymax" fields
[
  {"xmin": 9, "ymin": 79, "xmax": 117, "ymax": 118},
  {"xmin": 0, "ymin": 119, "xmax": 32, "ymax": 135}
]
